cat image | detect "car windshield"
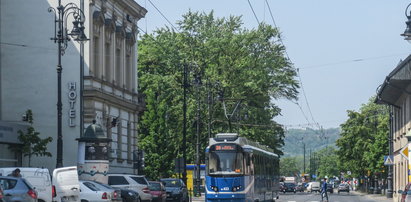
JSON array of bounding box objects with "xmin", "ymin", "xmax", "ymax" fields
[{"xmin": 161, "ymin": 180, "xmax": 181, "ymax": 187}]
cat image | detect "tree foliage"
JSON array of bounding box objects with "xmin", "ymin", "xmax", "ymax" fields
[
  {"xmin": 138, "ymin": 11, "xmax": 299, "ymax": 179},
  {"xmin": 336, "ymin": 97, "xmax": 389, "ymax": 178},
  {"xmin": 280, "ymin": 157, "xmax": 300, "ymax": 176},
  {"xmin": 9, "ymin": 110, "xmax": 53, "ymax": 167}
]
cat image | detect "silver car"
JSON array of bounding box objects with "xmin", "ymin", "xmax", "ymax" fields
[{"xmin": 0, "ymin": 176, "xmax": 38, "ymax": 202}]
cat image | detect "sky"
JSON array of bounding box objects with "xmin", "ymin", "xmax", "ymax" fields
[{"xmin": 135, "ymin": 0, "xmax": 411, "ymax": 129}]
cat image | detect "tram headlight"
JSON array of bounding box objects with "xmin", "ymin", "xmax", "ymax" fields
[
  {"xmin": 232, "ymin": 185, "xmax": 241, "ymax": 192},
  {"xmin": 211, "ymin": 186, "xmax": 218, "ymax": 192}
]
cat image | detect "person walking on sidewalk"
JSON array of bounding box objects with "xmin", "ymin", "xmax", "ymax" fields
[{"xmin": 321, "ymin": 178, "xmax": 329, "ymax": 202}]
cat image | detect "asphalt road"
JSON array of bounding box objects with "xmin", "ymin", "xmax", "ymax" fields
[{"xmin": 277, "ymin": 191, "xmax": 388, "ymax": 202}]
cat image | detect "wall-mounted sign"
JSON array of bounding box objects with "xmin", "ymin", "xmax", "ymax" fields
[{"xmin": 68, "ymin": 82, "xmax": 77, "ymax": 127}]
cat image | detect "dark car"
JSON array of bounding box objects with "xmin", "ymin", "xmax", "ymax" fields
[
  {"xmin": 0, "ymin": 176, "xmax": 37, "ymax": 202},
  {"xmin": 160, "ymin": 178, "xmax": 189, "ymax": 202},
  {"xmin": 281, "ymin": 183, "xmax": 296, "ymax": 193},
  {"xmin": 326, "ymin": 183, "xmax": 334, "ymax": 193},
  {"xmin": 149, "ymin": 181, "xmax": 166, "ymax": 202},
  {"xmin": 295, "ymin": 184, "xmax": 304, "ymax": 192},
  {"xmin": 337, "ymin": 183, "xmax": 350, "ymax": 194},
  {"xmin": 120, "ymin": 189, "xmax": 140, "ymax": 202}
]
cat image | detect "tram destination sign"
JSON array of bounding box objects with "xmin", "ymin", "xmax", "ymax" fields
[{"xmin": 215, "ymin": 144, "xmax": 237, "ymax": 151}]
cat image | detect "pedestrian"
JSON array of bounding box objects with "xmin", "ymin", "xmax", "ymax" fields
[
  {"xmin": 7, "ymin": 169, "xmax": 22, "ymax": 177},
  {"xmin": 321, "ymin": 178, "xmax": 328, "ymax": 202}
]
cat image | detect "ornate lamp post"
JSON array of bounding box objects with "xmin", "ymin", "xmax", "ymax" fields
[
  {"xmin": 48, "ymin": 0, "xmax": 88, "ymax": 168},
  {"xmin": 401, "ymin": 3, "xmax": 411, "ymax": 42}
]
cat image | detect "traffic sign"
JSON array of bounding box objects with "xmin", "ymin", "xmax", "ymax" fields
[
  {"xmin": 384, "ymin": 155, "xmax": 394, "ymax": 165},
  {"xmin": 401, "ymin": 145, "xmax": 409, "ymax": 160}
]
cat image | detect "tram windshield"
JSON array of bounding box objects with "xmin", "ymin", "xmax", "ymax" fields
[{"xmin": 208, "ymin": 147, "xmax": 244, "ymax": 175}]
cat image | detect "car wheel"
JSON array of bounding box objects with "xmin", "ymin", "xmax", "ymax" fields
[{"xmin": 81, "ymin": 200, "xmax": 89, "ymax": 202}]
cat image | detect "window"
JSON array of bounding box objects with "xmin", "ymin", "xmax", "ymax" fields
[
  {"xmin": 108, "ymin": 176, "xmax": 129, "ymax": 185},
  {"xmin": 83, "ymin": 182, "xmax": 101, "ymax": 191},
  {"xmin": 117, "ymin": 121, "xmax": 122, "ymax": 159},
  {"xmin": 208, "ymin": 151, "xmax": 243, "ymax": 175},
  {"xmin": 130, "ymin": 176, "xmax": 148, "ymax": 185},
  {"xmin": 126, "ymin": 54, "xmax": 132, "ymax": 90},
  {"xmin": 0, "ymin": 179, "xmax": 17, "ymax": 189},
  {"xmin": 105, "ymin": 42, "xmax": 111, "ymax": 81},
  {"xmin": 115, "ymin": 48, "xmax": 121, "ymax": 85},
  {"xmin": 93, "ymin": 36, "xmax": 100, "ymax": 77},
  {"xmin": 127, "ymin": 122, "xmax": 132, "ymax": 161}
]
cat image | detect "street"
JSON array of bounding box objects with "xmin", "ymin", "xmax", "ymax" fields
[{"xmin": 277, "ymin": 191, "xmax": 391, "ymax": 202}]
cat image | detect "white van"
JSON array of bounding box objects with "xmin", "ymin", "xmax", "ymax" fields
[
  {"xmin": 0, "ymin": 166, "xmax": 80, "ymax": 202},
  {"xmin": 52, "ymin": 166, "xmax": 80, "ymax": 202},
  {"xmin": 0, "ymin": 167, "xmax": 52, "ymax": 202}
]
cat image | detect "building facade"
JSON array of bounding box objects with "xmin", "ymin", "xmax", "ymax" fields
[
  {"xmin": 376, "ymin": 54, "xmax": 411, "ymax": 201},
  {"xmin": 0, "ymin": 0, "xmax": 146, "ymax": 173}
]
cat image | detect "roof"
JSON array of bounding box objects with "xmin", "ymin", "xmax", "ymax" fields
[{"xmin": 376, "ymin": 54, "xmax": 411, "ymax": 107}]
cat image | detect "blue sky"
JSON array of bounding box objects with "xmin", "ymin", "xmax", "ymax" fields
[{"xmin": 136, "ymin": 0, "xmax": 411, "ymax": 129}]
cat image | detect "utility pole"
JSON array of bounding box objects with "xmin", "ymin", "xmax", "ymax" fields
[
  {"xmin": 182, "ymin": 63, "xmax": 188, "ymax": 185},
  {"xmin": 303, "ymin": 143, "xmax": 306, "ymax": 174},
  {"xmin": 194, "ymin": 71, "xmax": 201, "ymax": 197}
]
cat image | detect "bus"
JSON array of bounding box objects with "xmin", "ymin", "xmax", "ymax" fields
[{"xmin": 205, "ymin": 133, "xmax": 280, "ymax": 202}]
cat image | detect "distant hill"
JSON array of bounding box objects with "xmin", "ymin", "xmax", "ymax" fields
[{"xmin": 282, "ymin": 128, "xmax": 340, "ymax": 157}]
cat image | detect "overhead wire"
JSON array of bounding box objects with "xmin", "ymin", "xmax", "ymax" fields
[
  {"xmin": 264, "ymin": 0, "xmax": 324, "ymax": 136},
  {"xmin": 247, "ymin": 0, "xmax": 260, "ymax": 25},
  {"xmin": 147, "ymin": 0, "xmax": 179, "ymax": 31}
]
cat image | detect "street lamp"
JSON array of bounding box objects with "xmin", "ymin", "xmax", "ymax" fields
[
  {"xmin": 48, "ymin": 0, "xmax": 88, "ymax": 168},
  {"xmin": 401, "ymin": 3, "xmax": 411, "ymax": 42}
]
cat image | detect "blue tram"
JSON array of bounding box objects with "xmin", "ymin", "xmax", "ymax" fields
[{"xmin": 205, "ymin": 133, "xmax": 280, "ymax": 202}]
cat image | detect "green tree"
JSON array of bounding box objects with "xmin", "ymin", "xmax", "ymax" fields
[
  {"xmin": 138, "ymin": 11, "xmax": 299, "ymax": 179},
  {"xmin": 280, "ymin": 157, "xmax": 300, "ymax": 176},
  {"xmin": 336, "ymin": 97, "xmax": 388, "ymax": 178},
  {"xmin": 9, "ymin": 110, "xmax": 53, "ymax": 166},
  {"xmin": 314, "ymin": 146, "xmax": 340, "ymax": 179}
]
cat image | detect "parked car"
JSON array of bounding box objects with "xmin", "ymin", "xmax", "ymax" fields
[
  {"xmin": 79, "ymin": 180, "xmax": 121, "ymax": 202},
  {"xmin": 0, "ymin": 166, "xmax": 80, "ymax": 202},
  {"xmin": 0, "ymin": 167, "xmax": 52, "ymax": 202},
  {"xmin": 0, "ymin": 176, "xmax": 38, "ymax": 202},
  {"xmin": 160, "ymin": 178, "xmax": 189, "ymax": 202},
  {"xmin": 337, "ymin": 183, "xmax": 350, "ymax": 194},
  {"xmin": 295, "ymin": 184, "xmax": 304, "ymax": 192},
  {"xmin": 93, "ymin": 181, "xmax": 123, "ymax": 201},
  {"xmin": 326, "ymin": 183, "xmax": 334, "ymax": 193},
  {"xmin": 281, "ymin": 183, "xmax": 296, "ymax": 193},
  {"xmin": 149, "ymin": 181, "xmax": 166, "ymax": 202},
  {"xmin": 399, "ymin": 183, "xmax": 411, "ymax": 202},
  {"xmin": 307, "ymin": 182, "xmax": 320, "ymax": 193},
  {"xmin": 119, "ymin": 188, "xmax": 140, "ymax": 202},
  {"xmin": 108, "ymin": 174, "xmax": 152, "ymax": 202}
]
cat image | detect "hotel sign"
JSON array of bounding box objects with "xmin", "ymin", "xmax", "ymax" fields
[{"xmin": 68, "ymin": 82, "xmax": 77, "ymax": 127}]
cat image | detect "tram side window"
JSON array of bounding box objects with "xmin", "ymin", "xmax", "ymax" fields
[{"xmin": 245, "ymin": 153, "xmax": 250, "ymax": 175}]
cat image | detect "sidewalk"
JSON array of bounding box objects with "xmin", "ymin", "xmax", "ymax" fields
[
  {"xmin": 351, "ymin": 190, "xmax": 393, "ymax": 202},
  {"xmin": 191, "ymin": 194, "xmax": 205, "ymax": 202}
]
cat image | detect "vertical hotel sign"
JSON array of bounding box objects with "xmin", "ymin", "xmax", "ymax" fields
[{"xmin": 68, "ymin": 82, "xmax": 77, "ymax": 127}]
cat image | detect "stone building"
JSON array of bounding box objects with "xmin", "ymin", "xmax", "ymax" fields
[
  {"xmin": 0, "ymin": 0, "xmax": 146, "ymax": 173},
  {"xmin": 376, "ymin": 54, "xmax": 411, "ymax": 201}
]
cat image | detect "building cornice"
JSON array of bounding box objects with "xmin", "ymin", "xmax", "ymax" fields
[{"xmin": 116, "ymin": 0, "xmax": 147, "ymax": 21}]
